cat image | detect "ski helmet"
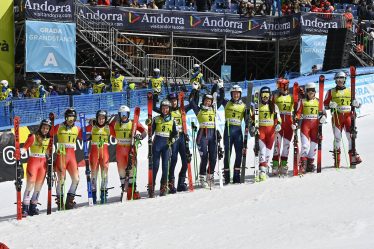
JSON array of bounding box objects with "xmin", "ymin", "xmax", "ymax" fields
[
  {"xmin": 38, "ymin": 119, "xmax": 52, "ymax": 136},
  {"xmin": 276, "ymin": 78, "xmax": 289, "ymax": 90},
  {"xmin": 230, "ymin": 85, "xmax": 242, "ymax": 94},
  {"xmin": 305, "ymin": 82, "xmax": 316, "ymax": 92},
  {"xmin": 118, "ymin": 105, "xmax": 130, "ymax": 120},
  {"xmin": 32, "ymin": 78, "xmax": 41, "ymax": 85},
  {"xmin": 260, "ymin": 86, "xmax": 271, "ymax": 97},
  {"xmin": 193, "ymin": 64, "xmax": 200, "ymax": 72},
  {"xmin": 334, "ymin": 71, "xmax": 346, "ymax": 85},
  {"xmin": 160, "ymin": 99, "xmax": 172, "ymax": 108},
  {"xmin": 64, "ymin": 108, "xmax": 77, "ymax": 121},
  {"xmin": 96, "ymin": 110, "xmax": 108, "ymax": 124},
  {"xmin": 153, "ymin": 68, "xmax": 160, "ymax": 77},
  {"xmin": 203, "ymin": 94, "xmax": 214, "ymax": 102},
  {"xmin": 1, "ymin": 80, "xmax": 9, "ymax": 88},
  {"xmin": 95, "ymin": 75, "xmax": 102, "ymax": 83}
]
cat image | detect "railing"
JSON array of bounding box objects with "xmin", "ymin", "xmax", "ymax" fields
[
  {"xmin": 75, "ymin": 1, "xmax": 146, "ymax": 77},
  {"xmin": 352, "ymin": 21, "xmax": 374, "ymax": 66}
]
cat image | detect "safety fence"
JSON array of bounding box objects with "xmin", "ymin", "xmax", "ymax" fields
[{"xmin": 0, "ymin": 81, "xmax": 258, "ymax": 129}]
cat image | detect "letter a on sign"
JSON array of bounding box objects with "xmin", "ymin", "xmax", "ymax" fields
[{"xmin": 44, "ymin": 52, "xmax": 58, "ymax": 67}]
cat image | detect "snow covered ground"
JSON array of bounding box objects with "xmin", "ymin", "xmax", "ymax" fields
[{"xmin": 0, "ymin": 110, "xmax": 373, "ymax": 249}]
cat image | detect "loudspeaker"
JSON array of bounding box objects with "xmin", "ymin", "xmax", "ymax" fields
[{"xmin": 322, "ymin": 28, "xmax": 354, "ymax": 71}]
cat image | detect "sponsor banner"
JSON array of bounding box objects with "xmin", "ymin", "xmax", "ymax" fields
[
  {"xmin": 300, "ymin": 12, "xmax": 343, "ymax": 35},
  {"xmin": 24, "ymin": 0, "xmax": 73, "ymax": 22},
  {"xmin": 300, "ymin": 35, "xmax": 327, "ymax": 75},
  {"xmin": 0, "ymin": 0, "xmax": 15, "ymax": 88},
  {"xmin": 76, "ymin": 6, "xmax": 299, "ymax": 38},
  {"xmin": 25, "ymin": 21, "xmax": 76, "ymax": 74}
]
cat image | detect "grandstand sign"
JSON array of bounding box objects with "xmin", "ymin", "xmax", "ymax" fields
[
  {"xmin": 73, "ymin": 6, "xmax": 342, "ymax": 38},
  {"xmin": 25, "ymin": 21, "xmax": 76, "ymax": 74},
  {"xmin": 24, "ymin": 0, "xmax": 73, "ymax": 22}
]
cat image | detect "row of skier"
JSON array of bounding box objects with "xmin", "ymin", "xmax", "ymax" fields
[{"xmin": 17, "ymin": 70, "xmax": 362, "ymax": 217}]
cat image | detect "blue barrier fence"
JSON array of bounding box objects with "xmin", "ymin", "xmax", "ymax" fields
[{"xmin": 0, "ymin": 80, "xmax": 270, "ymax": 129}]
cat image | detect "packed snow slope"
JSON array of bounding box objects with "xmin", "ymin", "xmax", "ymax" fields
[{"xmin": 0, "ymin": 113, "xmax": 374, "ymax": 249}]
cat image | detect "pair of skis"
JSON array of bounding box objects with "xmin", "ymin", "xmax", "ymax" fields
[
  {"xmin": 178, "ymin": 92, "xmax": 194, "ymax": 192},
  {"xmin": 121, "ymin": 106, "xmax": 141, "ymax": 202}
]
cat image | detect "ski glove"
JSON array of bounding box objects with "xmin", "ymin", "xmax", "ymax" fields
[
  {"xmin": 145, "ymin": 118, "xmax": 152, "ymax": 126},
  {"xmin": 217, "ymin": 79, "xmax": 224, "ymax": 89},
  {"xmin": 249, "ymin": 126, "xmax": 256, "ymax": 137},
  {"xmin": 319, "ymin": 115, "xmax": 327, "ymax": 124},
  {"xmin": 351, "ymin": 99, "xmax": 361, "ymax": 108},
  {"xmin": 134, "ymin": 134, "xmax": 143, "ymax": 140},
  {"xmin": 329, "ymin": 101, "xmax": 338, "ymax": 109},
  {"xmin": 291, "ymin": 123, "xmax": 298, "ymax": 130},
  {"xmin": 168, "ymin": 137, "xmax": 176, "ymax": 145},
  {"xmin": 192, "ymin": 82, "xmax": 199, "ymax": 90},
  {"xmin": 20, "ymin": 148, "xmax": 27, "ymax": 157},
  {"xmin": 275, "ymin": 124, "xmax": 281, "ymax": 132}
]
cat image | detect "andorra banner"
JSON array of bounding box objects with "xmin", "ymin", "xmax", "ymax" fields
[
  {"xmin": 25, "ymin": 20, "xmax": 76, "ymax": 74},
  {"xmin": 24, "ymin": 0, "xmax": 73, "ymax": 22}
]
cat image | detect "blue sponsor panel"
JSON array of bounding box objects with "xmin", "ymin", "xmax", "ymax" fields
[{"xmin": 25, "ymin": 20, "xmax": 76, "ymax": 74}]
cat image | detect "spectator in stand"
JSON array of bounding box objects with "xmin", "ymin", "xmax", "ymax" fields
[
  {"xmin": 20, "ymin": 86, "xmax": 31, "ymax": 99},
  {"xmin": 82, "ymin": 81, "xmax": 93, "ymax": 94},
  {"xmin": 63, "ymin": 81, "xmax": 79, "ymax": 96},
  {"xmin": 358, "ymin": 1, "xmax": 367, "ymax": 21},
  {"xmin": 74, "ymin": 80, "xmax": 86, "ymax": 95},
  {"xmin": 368, "ymin": 23, "xmax": 374, "ymax": 57},
  {"xmin": 256, "ymin": 3, "xmax": 268, "ymax": 15},
  {"xmin": 344, "ymin": 6, "xmax": 354, "ymax": 30},
  {"xmin": 121, "ymin": 0, "xmax": 132, "ymax": 7},
  {"xmin": 264, "ymin": 0, "xmax": 272, "ymax": 14},
  {"xmin": 322, "ymin": 2, "xmax": 333, "ymax": 13},
  {"xmin": 272, "ymin": 0, "xmax": 282, "ymax": 16},
  {"xmin": 131, "ymin": 0, "xmax": 141, "ymax": 7},
  {"xmin": 30, "ymin": 78, "xmax": 47, "ymax": 99},
  {"xmin": 366, "ymin": 5, "xmax": 374, "ymax": 21},
  {"xmin": 148, "ymin": 0, "xmax": 159, "ymax": 9},
  {"xmin": 196, "ymin": 0, "xmax": 209, "ymax": 11},
  {"xmin": 12, "ymin": 88, "xmax": 21, "ymax": 100},
  {"xmin": 238, "ymin": 0, "xmax": 254, "ymax": 17},
  {"xmin": 98, "ymin": 0, "xmax": 110, "ymax": 5},
  {"xmin": 93, "ymin": 75, "xmax": 107, "ymax": 94},
  {"xmin": 282, "ymin": 1, "xmax": 295, "ymax": 15},
  {"xmin": 48, "ymin": 85, "xmax": 59, "ymax": 96}
]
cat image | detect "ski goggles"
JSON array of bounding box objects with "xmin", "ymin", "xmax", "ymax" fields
[
  {"xmin": 306, "ymin": 88, "xmax": 316, "ymax": 93},
  {"xmin": 66, "ymin": 116, "xmax": 75, "ymax": 121},
  {"xmin": 261, "ymin": 92, "xmax": 270, "ymax": 98},
  {"xmin": 119, "ymin": 112, "xmax": 129, "ymax": 119}
]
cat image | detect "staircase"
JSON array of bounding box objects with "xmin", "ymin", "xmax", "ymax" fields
[{"xmin": 74, "ymin": 1, "xmax": 220, "ymax": 82}]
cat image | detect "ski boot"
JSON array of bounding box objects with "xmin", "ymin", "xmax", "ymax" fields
[
  {"xmin": 233, "ymin": 169, "xmax": 241, "ymax": 184},
  {"xmin": 259, "ymin": 166, "xmax": 267, "ymax": 182},
  {"xmin": 349, "ymin": 150, "xmax": 362, "ymax": 169},
  {"xmin": 223, "ymin": 170, "xmax": 230, "ymax": 185},
  {"xmin": 168, "ymin": 179, "xmax": 177, "ymax": 194},
  {"xmin": 55, "ymin": 195, "xmax": 64, "ymax": 211},
  {"xmin": 100, "ymin": 189, "xmax": 108, "ymax": 204},
  {"xmin": 92, "ymin": 190, "xmax": 97, "ymax": 204},
  {"xmin": 280, "ymin": 160, "xmax": 288, "ymax": 176},
  {"xmin": 332, "ymin": 148, "xmax": 341, "ymax": 168},
  {"xmin": 65, "ymin": 193, "xmax": 76, "ymax": 210},
  {"xmin": 299, "ymin": 158, "xmax": 307, "ymax": 175},
  {"xmin": 22, "ymin": 204, "xmax": 29, "ymax": 217},
  {"xmin": 177, "ymin": 177, "xmax": 188, "ymax": 192},
  {"xmin": 272, "ymin": 160, "xmax": 279, "ymax": 176},
  {"xmin": 306, "ymin": 158, "xmax": 315, "ymax": 172},
  {"xmin": 147, "ymin": 184, "xmax": 155, "ymax": 198},
  {"xmin": 127, "ymin": 184, "xmax": 140, "ymax": 200},
  {"xmin": 29, "ymin": 203, "xmax": 39, "ymax": 216},
  {"xmin": 199, "ymin": 175, "xmax": 207, "ymax": 188},
  {"xmin": 159, "ymin": 183, "xmax": 168, "ymax": 197}
]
